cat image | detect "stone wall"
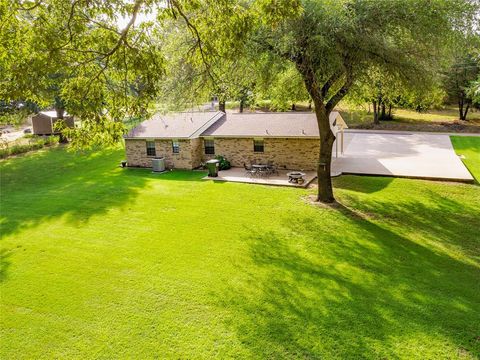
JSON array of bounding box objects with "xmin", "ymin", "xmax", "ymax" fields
[
  {"xmin": 126, "ymin": 137, "xmax": 320, "ymax": 170},
  {"xmin": 125, "ymin": 139, "xmax": 197, "ymax": 169},
  {"xmin": 190, "ymin": 138, "xmax": 203, "ymax": 168},
  {"xmin": 203, "ymin": 137, "xmax": 319, "ymax": 170}
]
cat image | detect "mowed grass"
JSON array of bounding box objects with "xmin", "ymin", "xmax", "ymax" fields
[
  {"xmin": 1, "ymin": 145, "xmax": 479, "ymax": 359},
  {"xmin": 451, "ymin": 136, "xmax": 480, "ymax": 183}
]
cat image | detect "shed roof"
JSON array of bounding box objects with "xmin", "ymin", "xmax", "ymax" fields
[
  {"xmin": 38, "ymin": 111, "xmax": 71, "ymax": 118},
  {"xmin": 125, "ymin": 111, "xmax": 224, "ymax": 139},
  {"xmin": 200, "ymin": 112, "xmax": 342, "ymax": 138}
]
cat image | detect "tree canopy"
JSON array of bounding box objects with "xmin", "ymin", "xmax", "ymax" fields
[
  {"xmin": 1, "ymin": 0, "xmax": 479, "ymax": 201},
  {"xmin": 236, "ymin": 0, "xmax": 478, "ymax": 201}
]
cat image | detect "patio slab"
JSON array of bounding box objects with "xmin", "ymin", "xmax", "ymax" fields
[
  {"xmin": 202, "ymin": 168, "xmax": 317, "ymax": 187},
  {"xmin": 332, "ymin": 132, "xmax": 474, "ymax": 182}
]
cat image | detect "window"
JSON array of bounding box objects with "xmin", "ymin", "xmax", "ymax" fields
[
  {"xmin": 253, "ymin": 139, "xmax": 264, "ymax": 153},
  {"xmin": 204, "ymin": 139, "xmax": 215, "ymax": 155},
  {"xmin": 146, "ymin": 141, "xmax": 156, "ymax": 156},
  {"xmin": 172, "ymin": 140, "xmax": 180, "ymax": 154}
]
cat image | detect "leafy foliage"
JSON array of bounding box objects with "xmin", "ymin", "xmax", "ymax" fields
[
  {"xmin": 467, "ymin": 77, "xmax": 480, "ymax": 105},
  {"xmin": 257, "ymin": 63, "xmax": 310, "ymax": 111},
  {"xmin": 0, "ymin": 135, "xmax": 59, "ymax": 158},
  {"xmin": 443, "ymin": 51, "xmax": 480, "ymax": 119},
  {"xmin": 1, "ymin": 0, "xmax": 167, "ymax": 146},
  {"xmin": 215, "ymin": 155, "xmax": 231, "ymax": 170}
]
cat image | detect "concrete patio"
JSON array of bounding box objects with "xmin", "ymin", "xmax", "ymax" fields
[
  {"xmin": 332, "ymin": 132, "xmax": 474, "ymax": 182},
  {"xmin": 202, "ymin": 131, "xmax": 474, "ymax": 188},
  {"xmin": 202, "ymin": 168, "xmax": 317, "ymax": 187}
]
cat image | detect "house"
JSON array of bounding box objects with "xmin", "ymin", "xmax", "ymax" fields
[
  {"xmin": 31, "ymin": 111, "xmax": 74, "ymax": 135},
  {"xmin": 124, "ymin": 111, "xmax": 346, "ymax": 171}
]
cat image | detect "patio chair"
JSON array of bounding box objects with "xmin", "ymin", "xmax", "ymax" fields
[
  {"xmin": 243, "ymin": 163, "xmax": 257, "ymax": 177},
  {"xmin": 267, "ymin": 160, "xmax": 278, "ymax": 175}
]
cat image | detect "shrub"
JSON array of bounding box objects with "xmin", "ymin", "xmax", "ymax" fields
[
  {"xmin": 215, "ymin": 155, "xmax": 231, "ymax": 170},
  {"xmin": 0, "ymin": 135, "xmax": 60, "ymax": 159}
]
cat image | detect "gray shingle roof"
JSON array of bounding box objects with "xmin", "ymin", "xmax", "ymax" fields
[
  {"xmin": 125, "ymin": 111, "xmax": 224, "ymax": 139},
  {"xmin": 200, "ymin": 112, "xmax": 342, "ymax": 138},
  {"xmin": 125, "ymin": 111, "xmax": 343, "ymax": 139}
]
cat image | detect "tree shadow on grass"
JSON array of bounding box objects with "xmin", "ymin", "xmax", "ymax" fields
[
  {"xmin": 337, "ymin": 186, "xmax": 480, "ymax": 262},
  {"xmin": 333, "ymin": 175, "xmax": 395, "ymax": 194},
  {"xmin": 0, "ymin": 248, "xmax": 12, "ymax": 282},
  {"xmin": 125, "ymin": 167, "xmax": 207, "ymax": 182},
  {"xmin": 216, "ymin": 195, "xmax": 480, "ymax": 358},
  {"xmin": 0, "ymin": 147, "xmax": 154, "ymax": 238}
]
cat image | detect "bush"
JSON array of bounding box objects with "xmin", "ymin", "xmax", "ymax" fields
[
  {"xmin": 215, "ymin": 155, "xmax": 231, "ymax": 170},
  {"xmin": 0, "ymin": 135, "xmax": 59, "ymax": 159},
  {"xmin": 0, "ymin": 108, "xmax": 32, "ymax": 126}
]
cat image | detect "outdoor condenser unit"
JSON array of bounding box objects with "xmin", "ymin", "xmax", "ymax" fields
[{"xmin": 152, "ymin": 157, "xmax": 166, "ymax": 172}]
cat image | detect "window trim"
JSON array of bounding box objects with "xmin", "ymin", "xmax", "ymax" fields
[
  {"xmin": 204, "ymin": 138, "xmax": 215, "ymax": 155},
  {"xmin": 146, "ymin": 140, "xmax": 156, "ymax": 157},
  {"xmin": 172, "ymin": 139, "xmax": 180, "ymax": 154},
  {"xmin": 253, "ymin": 138, "xmax": 264, "ymax": 153}
]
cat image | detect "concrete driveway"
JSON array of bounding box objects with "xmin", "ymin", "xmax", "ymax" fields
[{"xmin": 332, "ymin": 131, "xmax": 474, "ymax": 182}]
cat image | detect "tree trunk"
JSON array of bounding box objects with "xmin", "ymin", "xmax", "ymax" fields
[
  {"xmin": 373, "ymin": 101, "xmax": 379, "ymax": 124},
  {"xmin": 380, "ymin": 102, "xmax": 386, "ymax": 120},
  {"xmin": 308, "ymin": 100, "xmax": 312, "ymax": 110},
  {"xmin": 458, "ymin": 98, "xmax": 464, "ymax": 120},
  {"xmin": 314, "ymin": 103, "xmax": 335, "ymax": 203},
  {"xmin": 291, "ymin": 103, "xmax": 296, "ymax": 111},
  {"xmin": 219, "ymin": 100, "xmax": 226, "ymax": 112},
  {"xmin": 388, "ymin": 104, "xmax": 392, "ymax": 118},
  {"xmin": 239, "ymin": 99, "xmax": 244, "ymax": 113},
  {"xmin": 463, "ymin": 104, "xmax": 470, "ymax": 121},
  {"xmin": 55, "ymin": 107, "xmax": 64, "ymax": 119}
]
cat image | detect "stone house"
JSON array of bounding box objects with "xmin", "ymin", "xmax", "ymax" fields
[{"xmin": 124, "ymin": 111, "xmax": 346, "ymax": 171}]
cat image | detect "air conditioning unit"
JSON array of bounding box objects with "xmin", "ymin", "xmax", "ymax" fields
[{"xmin": 152, "ymin": 157, "xmax": 165, "ymax": 172}]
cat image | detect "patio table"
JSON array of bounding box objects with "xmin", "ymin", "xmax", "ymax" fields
[{"xmin": 252, "ymin": 164, "xmax": 270, "ymax": 177}]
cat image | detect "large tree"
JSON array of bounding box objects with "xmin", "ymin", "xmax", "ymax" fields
[
  {"xmin": 1, "ymin": 0, "xmax": 169, "ymax": 147},
  {"xmin": 156, "ymin": 0, "xmax": 476, "ymax": 202},
  {"xmin": 444, "ymin": 52, "xmax": 480, "ymax": 120},
  {"xmin": 348, "ymin": 69, "xmax": 446, "ymax": 123},
  {"xmin": 241, "ymin": 0, "xmax": 476, "ymax": 202}
]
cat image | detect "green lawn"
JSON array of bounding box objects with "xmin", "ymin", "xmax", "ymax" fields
[
  {"xmin": 1, "ymin": 142, "xmax": 479, "ymax": 359},
  {"xmin": 451, "ymin": 136, "xmax": 480, "ymax": 183}
]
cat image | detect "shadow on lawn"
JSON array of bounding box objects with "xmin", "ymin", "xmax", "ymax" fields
[
  {"xmin": 334, "ymin": 174, "xmax": 394, "ymax": 193},
  {"xmin": 0, "ymin": 248, "xmax": 12, "ymax": 282},
  {"xmin": 217, "ymin": 193, "xmax": 480, "ymax": 358},
  {"xmin": 0, "ymin": 147, "xmax": 151, "ymax": 238},
  {"xmin": 0, "ymin": 148, "xmax": 208, "ymax": 240}
]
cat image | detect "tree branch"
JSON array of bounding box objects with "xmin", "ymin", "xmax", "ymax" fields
[
  {"xmin": 321, "ymin": 70, "xmax": 344, "ymax": 98},
  {"xmin": 16, "ymin": 1, "xmax": 43, "ymax": 11},
  {"xmin": 326, "ymin": 71, "xmax": 353, "ymax": 113},
  {"xmin": 169, "ymin": 0, "xmax": 216, "ymax": 82},
  {"xmin": 79, "ymin": 0, "xmax": 143, "ymax": 97}
]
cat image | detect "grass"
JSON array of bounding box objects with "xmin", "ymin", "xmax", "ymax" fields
[
  {"xmin": 1, "ymin": 144, "xmax": 480, "ymax": 359},
  {"xmin": 451, "ymin": 136, "xmax": 480, "ymax": 183},
  {"xmin": 337, "ymin": 104, "xmax": 480, "ymax": 133}
]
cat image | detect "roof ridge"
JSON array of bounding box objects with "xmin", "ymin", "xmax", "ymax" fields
[{"xmin": 188, "ymin": 111, "xmax": 225, "ymax": 139}]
